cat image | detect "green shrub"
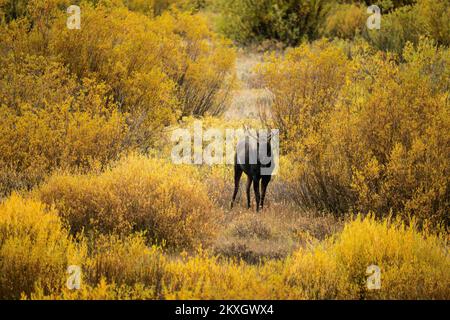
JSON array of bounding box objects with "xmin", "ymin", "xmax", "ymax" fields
[
  {"xmin": 320, "ymin": 3, "xmax": 367, "ymax": 40},
  {"xmin": 214, "ymin": 0, "xmax": 329, "ymax": 46},
  {"xmin": 366, "ymin": 0, "xmax": 450, "ymax": 54}
]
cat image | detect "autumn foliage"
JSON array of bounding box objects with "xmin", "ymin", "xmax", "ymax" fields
[
  {"xmin": 0, "ymin": 0, "xmax": 235, "ymax": 197},
  {"xmin": 1, "ymin": 198, "xmax": 448, "ymax": 299},
  {"xmin": 258, "ymin": 38, "xmax": 450, "ymax": 226},
  {"xmin": 37, "ymin": 155, "xmax": 217, "ymax": 249},
  {"xmin": 0, "ymin": 0, "xmax": 448, "ymax": 301}
]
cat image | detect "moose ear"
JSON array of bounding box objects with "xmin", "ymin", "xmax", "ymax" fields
[{"xmin": 267, "ymin": 129, "xmax": 278, "ymax": 142}]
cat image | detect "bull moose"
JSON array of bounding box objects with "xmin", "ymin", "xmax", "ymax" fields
[{"xmin": 230, "ymin": 128, "xmax": 276, "ymax": 212}]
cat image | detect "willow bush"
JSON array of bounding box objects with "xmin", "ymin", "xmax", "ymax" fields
[
  {"xmin": 0, "ymin": 0, "xmax": 235, "ymax": 197},
  {"xmin": 37, "ymin": 155, "xmax": 218, "ymax": 249},
  {"xmin": 214, "ymin": 0, "xmax": 329, "ymax": 46},
  {"xmin": 258, "ymin": 38, "xmax": 450, "ymax": 225},
  {"xmin": 0, "ymin": 194, "xmax": 82, "ymax": 299},
  {"xmin": 16, "ymin": 214, "xmax": 449, "ymax": 300}
]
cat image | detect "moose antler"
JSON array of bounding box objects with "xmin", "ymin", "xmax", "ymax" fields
[{"xmin": 242, "ymin": 124, "xmax": 259, "ymax": 141}]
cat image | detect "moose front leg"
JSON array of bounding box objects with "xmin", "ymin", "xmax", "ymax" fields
[
  {"xmin": 231, "ymin": 165, "xmax": 243, "ymax": 209},
  {"xmin": 253, "ymin": 176, "xmax": 261, "ymax": 212},
  {"xmin": 260, "ymin": 175, "xmax": 271, "ymax": 210},
  {"xmin": 246, "ymin": 176, "xmax": 252, "ymax": 209}
]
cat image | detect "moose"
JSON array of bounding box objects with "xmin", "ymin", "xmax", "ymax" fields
[{"xmin": 230, "ymin": 128, "xmax": 276, "ymax": 212}]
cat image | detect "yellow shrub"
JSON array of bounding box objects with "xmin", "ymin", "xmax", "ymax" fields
[
  {"xmin": 19, "ymin": 215, "xmax": 450, "ymax": 300},
  {"xmin": 0, "ymin": 2, "xmax": 235, "ymax": 198},
  {"xmin": 257, "ymin": 40, "xmax": 353, "ymax": 155},
  {"xmin": 117, "ymin": 216, "xmax": 450, "ymax": 300},
  {"xmin": 48, "ymin": 3, "xmax": 235, "ymax": 120},
  {"xmin": 163, "ymin": 250, "xmax": 287, "ymax": 299},
  {"xmin": 156, "ymin": 11, "xmax": 236, "ymax": 117},
  {"xmin": 37, "ymin": 154, "xmax": 217, "ymax": 249},
  {"xmin": 335, "ymin": 39, "xmax": 450, "ymax": 224},
  {"xmin": 285, "ymin": 216, "xmax": 450, "ymax": 299},
  {"xmin": 28, "ymin": 233, "xmax": 167, "ymax": 300},
  {"xmin": 321, "ymin": 3, "xmax": 367, "ymax": 40},
  {"xmin": 47, "ymin": 3, "xmax": 180, "ymax": 146},
  {"xmin": 256, "ymin": 40, "xmax": 357, "ymax": 212},
  {"xmin": 258, "ymin": 39, "xmax": 450, "ymax": 225},
  {"xmin": 28, "ymin": 278, "xmax": 157, "ymax": 300},
  {"xmin": 0, "ymin": 54, "xmax": 128, "ymax": 197},
  {"xmin": 84, "ymin": 233, "xmax": 166, "ymax": 292},
  {"xmin": 0, "ymin": 194, "xmax": 82, "ymax": 299},
  {"xmin": 124, "ymin": 0, "xmax": 205, "ymax": 16}
]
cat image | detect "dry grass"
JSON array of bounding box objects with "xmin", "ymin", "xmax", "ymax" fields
[
  {"xmin": 213, "ymin": 203, "xmax": 342, "ymax": 264},
  {"xmin": 198, "ymin": 162, "xmax": 342, "ymax": 263},
  {"xmin": 225, "ymin": 50, "xmax": 273, "ymax": 120},
  {"xmin": 235, "ymin": 51, "xmax": 264, "ymax": 89}
]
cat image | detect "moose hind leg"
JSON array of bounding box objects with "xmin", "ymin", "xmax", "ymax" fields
[
  {"xmin": 231, "ymin": 166, "xmax": 243, "ymax": 209},
  {"xmin": 253, "ymin": 176, "xmax": 261, "ymax": 212},
  {"xmin": 260, "ymin": 176, "xmax": 271, "ymax": 210},
  {"xmin": 246, "ymin": 176, "xmax": 252, "ymax": 209}
]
